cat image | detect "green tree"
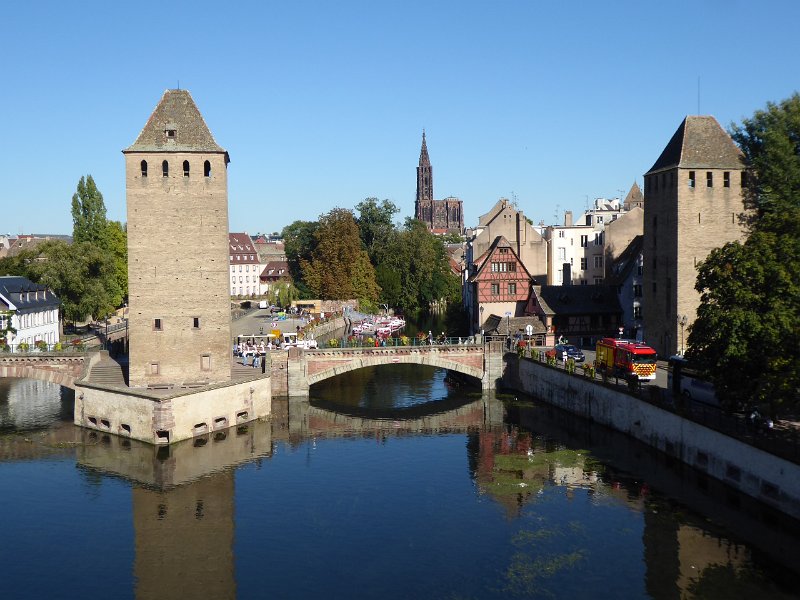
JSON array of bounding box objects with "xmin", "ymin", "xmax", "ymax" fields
[
  {"xmin": 282, "ymin": 220, "xmax": 318, "ymax": 297},
  {"xmin": 355, "ymin": 197, "xmax": 399, "ymax": 263},
  {"xmin": 27, "ymin": 241, "xmax": 122, "ymax": 323},
  {"xmin": 71, "ymin": 175, "xmax": 109, "ymax": 247},
  {"xmin": 106, "ymin": 220, "xmax": 128, "ymax": 303},
  {"xmin": 301, "ymin": 208, "xmax": 380, "ymax": 305},
  {"xmin": 687, "ymin": 94, "xmax": 800, "ymax": 413}
]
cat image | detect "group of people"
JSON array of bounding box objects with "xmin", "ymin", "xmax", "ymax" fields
[{"xmin": 233, "ymin": 342, "xmax": 273, "ymax": 368}]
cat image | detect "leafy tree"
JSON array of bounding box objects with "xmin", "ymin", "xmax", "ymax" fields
[
  {"xmin": 71, "ymin": 175, "xmax": 109, "ymax": 247},
  {"xmin": 687, "ymin": 94, "xmax": 800, "ymax": 413},
  {"xmin": 24, "ymin": 241, "xmax": 121, "ymax": 323},
  {"xmin": 106, "ymin": 220, "xmax": 128, "ymax": 303},
  {"xmin": 301, "ymin": 208, "xmax": 380, "ymax": 305},
  {"xmin": 355, "ymin": 197, "xmax": 399, "ymax": 263},
  {"xmin": 282, "ymin": 220, "xmax": 318, "ymax": 296}
]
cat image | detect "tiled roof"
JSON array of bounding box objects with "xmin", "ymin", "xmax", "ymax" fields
[
  {"xmin": 534, "ymin": 285, "xmax": 622, "ymax": 317},
  {"xmin": 260, "ymin": 261, "xmax": 290, "ymax": 280},
  {"xmin": 468, "ymin": 236, "xmax": 531, "ymax": 283},
  {"xmin": 0, "ymin": 276, "xmax": 60, "ymax": 310},
  {"xmin": 647, "ymin": 115, "xmax": 743, "ymax": 174},
  {"xmin": 229, "ymin": 233, "xmax": 259, "ymax": 264},
  {"xmin": 125, "ymin": 89, "xmax": 227, "ymax": 155}
]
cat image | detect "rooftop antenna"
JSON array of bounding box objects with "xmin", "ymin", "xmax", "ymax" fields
[
  {"xmin": 553, "ymin": 204, "xmax": 560, "ymax": 225},
  {"xmin": 177, "ymin": 80, "xmax": 181, "ymax": 90}
]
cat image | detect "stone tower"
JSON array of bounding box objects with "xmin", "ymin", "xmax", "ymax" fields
[
  {"xmin": 642, "ymin": 116, "xmax": 746, "ymax": 357},
  {"xmin": 415, "ymin": 130, "xmax": 434, "ymax": 224},
  {"xmin": 123, "ymin": 89, "xmax": 232, "ymax": 387}
]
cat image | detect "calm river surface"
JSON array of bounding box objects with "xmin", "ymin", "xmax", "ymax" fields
[{"xmin": 1, "ymin": 367, "xmax": 799, "ymax": 599}]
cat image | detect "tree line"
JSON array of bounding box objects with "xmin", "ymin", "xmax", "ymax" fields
[{"xmin": 282, "ymin": 199, "xmax": 462, "ymax": 316}]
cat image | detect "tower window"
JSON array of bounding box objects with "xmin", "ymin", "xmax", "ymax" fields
[
  {"xmin": 688, "ymin": 171, "xmax": 695, "ymax": 188},
  {"xmin": 724, "ymin": 171, "xmax": 730, "ymax": 187},
  {"xmin": 141, "ymin": 160, "xmax": 148, "ymax": 177},
  {"xmin": 706, "ymin": 172, "xmax": 713, "ymax": 187},
  {"xmin": 165, "ymin": 129, "xmax": 176, "ymax": 140},
  {"xmin": 162, "ymin": 160, "xmax": 169, "ymax": 177},
  {"xmin": 183, "ymin": 160, "xmax": 190, "ymax": 177},
  {"xmin": 204, "ymin": 160, "xmax": 211, "ymax": 177},
  {"xmin": 154, "ymin": 318, "xmax": 162, "ymax": 331},
  {"xmin": 193, "ymin": 317, "xmax": 200, "ymax": 329}
]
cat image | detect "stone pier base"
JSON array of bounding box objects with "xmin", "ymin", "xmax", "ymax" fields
[{"xmin": 74, "ymin": 376, "xmax": 271, "ymax": 445}]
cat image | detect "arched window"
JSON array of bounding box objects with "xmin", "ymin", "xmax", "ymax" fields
[
  {"xmin": 183, "ymin": 160, "xmax": 190, "ymax": 177},
  {"xmin": 162, "ymin": 160, "xmax": 169, "ymax": 177},
  {"xmin": 140, "ymin": 160, "xmax": 148, "ymax": 177},
  {"xmin": 204, "ymin": 160, "xmax": 211, "ymax": 177}
]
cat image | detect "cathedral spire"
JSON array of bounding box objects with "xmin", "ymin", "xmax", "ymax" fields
[{"xmin": 419, "ymin": 130, "xmax": 430, "ymax": 166}]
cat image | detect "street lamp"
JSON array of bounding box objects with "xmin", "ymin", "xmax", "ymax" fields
[
  {"xmin": 679, "ymin": 315, "xmax": 688, "ymax": 355},
  {"xmin": 479, "ymin": 305, "xmax": 484, "ymax": 336}
]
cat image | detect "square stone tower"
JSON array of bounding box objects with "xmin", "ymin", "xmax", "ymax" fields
[
  {"xmin": 123, "ymin": 90, "xmax": 231, "ymax": 387},
  {"xmin": 642, "ymin": 116, "xmax": 746, "ymax": 357}
]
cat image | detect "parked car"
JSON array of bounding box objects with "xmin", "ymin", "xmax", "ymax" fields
[{"xmin": 554, "ymin": 344, "xmax": 585, "ymax": 363}]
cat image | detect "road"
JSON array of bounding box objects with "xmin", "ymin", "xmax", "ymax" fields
[{"xmin": 231, "ymin": 308, "xmax": 307, "ymax": 339}]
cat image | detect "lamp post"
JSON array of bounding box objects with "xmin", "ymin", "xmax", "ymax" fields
[
  {"xmin": 679, "ymin": 315, "xmax": 688, "ymax": 355},
  {"xmin": 479, "ymin": 305, "xmax": 484, "ymax": 337}
]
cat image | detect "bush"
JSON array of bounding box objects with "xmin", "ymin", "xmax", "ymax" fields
[
  {"xmin": 18, "ymin": 342, "xmax": 30, "ymax": 352},
  {"xmin": 0, "ymin": 341, "xmax": 9, "ymax": 353},
  {"xmin": 399, "ymin": 335, "xmax": 410, "ymax": 346},
  {"xmin": 35, "ymin": 340, "xmax": 48, "ymax": 351},
  {"xmin": 327, "ymin": 338, "xmax": 340, "ymax": 348},
  {"xmin": 54, "ymin": 342, "xmax": 63, "ymax": 352}
]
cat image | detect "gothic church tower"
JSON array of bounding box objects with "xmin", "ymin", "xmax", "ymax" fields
[
  {"xmin": 415, "ymin": 131, "xmax": 434, "ymax": 224},
  {"xmin": 123, "ymin": 90, "xmax": 232, "ymax": 387}
]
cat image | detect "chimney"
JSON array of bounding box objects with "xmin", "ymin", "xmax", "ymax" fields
[{"xmin": 564, "ymin": 211, "xmax": 573, "ymax": 227}]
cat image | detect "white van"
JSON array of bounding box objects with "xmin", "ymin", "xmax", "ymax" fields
[{"xmin": 258, "ymin": 300, "xmax": 269, "ymax": 309}]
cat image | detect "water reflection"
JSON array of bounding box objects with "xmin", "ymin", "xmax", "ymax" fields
[
  {"xmin": 1, "ymin": 376, "xmax": 799, "ymax": 599},
  {"xmin": 0, "ymin": 378, "xmax": 73, "ymax": 432}
]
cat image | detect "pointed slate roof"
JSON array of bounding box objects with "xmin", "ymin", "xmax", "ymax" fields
[
  {"xmin": 647, "ymin": 116, "xmax": 743, "ymax": 174},
  {"xmin": 419, "ymin": 130, "xmax": 430, "ymax": 166},
  {"xmin": 124, "ymin": 89, "xmax": 227, "ymax": 155}
]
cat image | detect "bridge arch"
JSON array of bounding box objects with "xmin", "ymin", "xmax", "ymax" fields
[
  {"xmin": 304, "ymin": 347, "xmax": 484, "ymax": 388},
  {"xmin": 0, "ymin": 355, "xmax": 88, "ymax": 390}
]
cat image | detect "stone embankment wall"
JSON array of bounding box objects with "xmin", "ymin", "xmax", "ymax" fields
[{"xmin": 505, "ymin": 355, "xmax": 800, "ymax": 520}]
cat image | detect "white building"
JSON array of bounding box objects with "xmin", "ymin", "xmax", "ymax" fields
[
  {"xmin": 229, "ymin": 233, "xmax": 262, "ymax": 297},
  {"xmin": 0, "ymin": 276, "xmax": 61, "ymax": 350}
]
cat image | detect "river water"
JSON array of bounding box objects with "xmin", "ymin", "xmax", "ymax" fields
[{"xmin": 1, "ymin": 369, "xmax": 799, "ymax": 599}]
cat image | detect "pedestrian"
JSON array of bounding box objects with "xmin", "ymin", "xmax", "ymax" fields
[
  {"xmin": 253, "ymin": 353, "xmax": 260, "ymax": 369},
  {"xmin": 428, "ymin": 330, "xmax": 433, "ymax": 345}
]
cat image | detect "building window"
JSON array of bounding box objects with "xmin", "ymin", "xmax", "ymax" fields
[
  {"xmin": 491, "ymin": 262, "xmax": 498, "ymax": 272},
  {"xmin": 204, "ymin": 160, "xmax": 212, "ymax": 177},
  {"xmin": 153, "ymin": 318, "xmax": 163, "ymax": 331},
  {"xmin": 558, "ymin": 247, "xmax": 566, "ymax": 261},
  {"xmin": 724, "ymin": 171, "xmax": 730, "ymax": 187},
  {"xmin": 633, "ymin": 306, "xmax": 642, "ymax": 319},
  {"xmin": 558, "ymin": 230, "xmax": 565, "ymax": 238},
  {"xmin": 594, "ymin": 256, "xmax": 604, "ymax": 268},
  {"xmin": 183, "ymin": 160, "xmax": 190, "ymax": 177},
  {"xmin": 597, "ymin": 216, "xmax": 604, "ymax": 223},
  {"xmin": 580, "ymin": 235, "xmax": 588, "ymax": 247},
  {"xmin": 166, "ymin": 129, "xmax": 176, "ymax": 140},
  {"xmin": 150, "ymin": 363, "xmax": 159, "ymax": 375},
  {"xmin": 193, "ymin": 317, "xmax": 200, "ymax": 329},
  {"xmin": 706, "ymin": 171, "xmax": 713, "ymax": 187},
  {"xmin": 633, "ymin": 284, "xmax": 642, "ymax": 297},
  {"xmin": 162, "ymin": 160, "xmax": 169, "ymax": 177},
  {"xmin": 580, "ymin": 257, "xmax": 587, "ymax": 270},
  {"xmin": 580, "ymin": 279, "xmax": 587, "ymax": 286},
  {"xmin": 594, "ymin": 277, "xmax": 603, "ymax": 285},
  {"xmin": 689, "ymin": 171, "xmax": 695, "ymax": 188},
  {"xmin": 508, "ymin": 283, "xmax": 517, "ymax": 295},
  {"xmin": 594, "ymin": 232, "xmax": 604, "ymax": 246},
  {"xmin": 490, "ymin": 283, "xmax": 500, "ymax": 295},
  {"xmin": 508, "ymin": 262, "xmax": 516, "ymax": 272},
  {"xmin": 201, "ymin": 355, "xmax": 211, "ymax": 371},
  {"xmin": 140, "ymin": 160, "xmax": 148, "ymax": 177}
]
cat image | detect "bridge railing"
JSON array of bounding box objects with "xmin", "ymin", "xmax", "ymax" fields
[
  {"xmin": 322, "ymin": 336, "xmax": 482, "ymax": 349},
  {"xmin": 0, "ymin": 341, "xmax": 101, "ymax": 354}
]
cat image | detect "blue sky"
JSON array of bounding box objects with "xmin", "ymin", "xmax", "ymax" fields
[{"xmin": 2, "ymin": 0, "xmax": 798, "ymax": 236}]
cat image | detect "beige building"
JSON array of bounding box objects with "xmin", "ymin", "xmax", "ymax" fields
[
  {"xmin": 643, "ymin": 115, "xmax": 746, "ymax": 356},
  {"xmin": 123, "ymin": 89, "xmax": 232, "ymax": 387}
]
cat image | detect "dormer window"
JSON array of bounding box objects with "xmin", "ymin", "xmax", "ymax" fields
[{"xmin": 165, "ymin": 128, "xmax": 177, "ymax": 141}]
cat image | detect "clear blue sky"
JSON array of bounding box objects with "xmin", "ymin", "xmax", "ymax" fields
[{"xmin": 3, "ymin": 0, "xmax": 798, "ymax": 236}]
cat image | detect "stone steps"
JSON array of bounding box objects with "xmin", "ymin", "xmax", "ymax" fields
[{"xmin": 89, "ymin": 360, "xmax": 128, "ymax": 387}]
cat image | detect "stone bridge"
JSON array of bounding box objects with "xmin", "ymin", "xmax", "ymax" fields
[
  {"xmin": 271, "ymin": 341, "xmax": 505, "ymax": 397},
  {"xmin": 0, "ymin": 353, "xmax": 89, "ymax": 390}
]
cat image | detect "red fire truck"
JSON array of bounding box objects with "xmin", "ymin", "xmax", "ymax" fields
[{"xmin": 595, "ymin": 338, "xmax": 658, "ymax": 382}]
